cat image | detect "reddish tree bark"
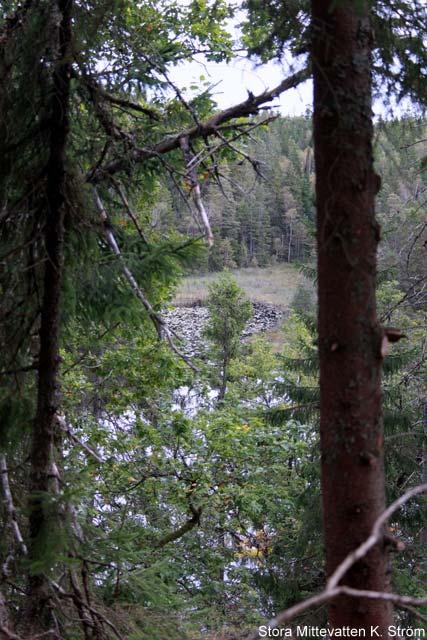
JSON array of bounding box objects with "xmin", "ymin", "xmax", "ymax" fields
[
  {"xmin": 311, "ymin": 0, "xmax": 393, "ymax": 632},
  {"xmin": 27, "ymin": 0, "xmax": 73, "ymax": 628}
]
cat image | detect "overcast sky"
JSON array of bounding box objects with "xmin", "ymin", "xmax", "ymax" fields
[
  {"xmin": 168, "ymin": 3, "xmax": 416, "ymax": 120},
  {"xmin": 171, "ymin": 54, "xmax": 313, "ymax": 116},
  {"xmin": 169, "ymin": 1, "xmax": 313, "ymax": 116}
]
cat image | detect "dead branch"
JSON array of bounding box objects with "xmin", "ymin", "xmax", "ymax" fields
[
  {"xmin": 327, "ymin": 482, "xmax": 427, "ymax": 590},
  {"xmin": 56, "ymin": 415, "xmax": 103, "ymax": 464},
  {"xmin": 249, "ymin": 587, "xmax": 427, "ymax": 639},
  {"xmin": 0, "ymin": 624, "xmax": 23, "ymax": 640},
  {"xmin": 215, "ymin": 130, "xmax": 267, "ymax": 179},
  {"xmin": 337, "ymin": 586, "xmax": 427, "ymax": 608},
  {"xmin": 179, "ymin": 136, "xmax": 214, "ymax": 246},
  {"xmin": 178, "ymin": 114, "xmax": 277, "ymax": 178},
  {"xmin": 0, "ymin": 589, "xmax": 10, "ymax": 630},
  {"xmin": 158, "ymin": 155, "xmax": 202, "ymax": 226},
  {"xmin": 108, "ymin": 178, "xmax": 149, "ymax": 244},
  {"xmin": 89, "ymin": 82, "xmax": 160, "ymax": 121},
  {"xmin": 248, "ymin": 483, "xmax": 427, "ymax": 639},
  {"xmin": 68, "ymin": 570, "xmax": 94, "ymax": 640},
  {"xmin": 87, "ymin": 67, "xmax": 309, "ymax": 183},
  {"xmin": 0, "ymin": 454, "xmax": 28, "ymax": 557},
  {"xmin": 93, "ymin": 188, "xmax": 199, "ymax": 371},
  {"xmin": 51, "ymin": 580, "xmax": 124, "ymax": 640},
  {"xmin": 161, "ymin": 67, "xmax": 201, "ymax": 127},
  {"xmin": 86, "ymin": 84, "xmax": 134, "ymax": 144}
]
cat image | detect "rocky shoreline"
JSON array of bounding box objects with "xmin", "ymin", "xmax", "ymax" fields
[{"xmin": 164, "ymin": 301, "xmax": 283, "ymax": 357}]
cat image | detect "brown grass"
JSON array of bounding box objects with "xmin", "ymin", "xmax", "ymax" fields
[{"xmin": 174, "ymin": 264, "xmax": 303, "ymax": 310}]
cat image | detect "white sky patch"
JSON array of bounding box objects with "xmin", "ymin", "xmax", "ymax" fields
[
  {"xmin": 170, "ymin": 53, "xmax": 313, "ymax": 115},
  {"xmin": 169, "ymin": 1, "xmax": 418, "ymax": 119},
  {"xmin": 170, "ymin": 0, "xmax": 312, "ymax": 115}
]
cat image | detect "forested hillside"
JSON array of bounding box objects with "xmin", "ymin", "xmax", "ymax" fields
[
  {"xmin": 0, "ymin": 1, "xmax": 426, "ymax": 639},
  {"xmin": 156, "ymin": 115, "xmax": 427, "ymax": 277}
]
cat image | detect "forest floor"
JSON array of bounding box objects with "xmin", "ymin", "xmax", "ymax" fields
[{"xmin": 173, "ymin": 264, "xmax": 303, "ymax": 352}]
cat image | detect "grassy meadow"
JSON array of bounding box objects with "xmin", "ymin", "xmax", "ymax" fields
[
  {"xmin": 174, "ymin": 264, "xmax": 303, "ymax": 310},
  {"xmin": 174, "ymin": 264, "xmax": 306, "ymax": 351}
]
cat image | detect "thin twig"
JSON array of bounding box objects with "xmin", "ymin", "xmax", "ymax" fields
[
  {"xmin": 327, "ymin": 483, "xmax": 427, "ymax": 589},
  {"xmin": 180, "ymin": 135, "xmax": 213, "ymax": 246},
  {"xmin": 51, "ymin": 580, "xmax": 125, "ymax": 640},
  {"xmin": 109, "ymin": 177, "xmax": 149, "ymax": 244},
  {"xmin": 0, "ymin": 625, "xmax": 23, "ymax": 640}
]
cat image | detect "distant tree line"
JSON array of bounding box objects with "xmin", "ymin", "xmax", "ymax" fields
[
  {"xmin": 160, "ymin": 114, "xmax": 316, "ymax": 271},
  {"xmin": 157, "ymin": 114, "xmax": 427, "ymax": 274}
]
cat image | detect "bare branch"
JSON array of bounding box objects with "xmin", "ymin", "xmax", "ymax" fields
[
  {"xmin": 87, "ymin": 68, "xmax": 310, "ymax": 183},
  {"xmin": 248, "ymin": 590, "xmax": 336, "ymax": 638},
  {"xmin": 109, "ymin": 178, "xmax": 149, "ymax": 244},
  {"xmin": 338, "ymin": 586, "xmax": 427, "ymax": 608},
  {"xmin": 93, "ymin": 188, "xmax": 199, "ymax": 371},
  {"xmin": 0, "ymin": 454, "xmax": 28, "ymax": 557},
  {"xmin": 179, "ymin": 136, "xmax": 213, "ymax": 246},
  {"xmin": 249, "ymin": 586, "xmax": 427, "ymax": 639},
  {"xmin": 56, "ymin": 415, "xmax": 103, "ymax": 464},
  {"xmin": 0, "ymin": 624, "xmax": 23, "ymax": 640},
  {"xmin": 51, "ymin": 580, "xmax": 125, "ymax": 640},
  {"xmin": 248, "ymin": 484, "xmax": 427, "ymax": 639},
  {"xmin": 161, "ymin": 68, "xmax": 201, "ymax": 127},
  {"xmin": 177, "ymin": 114, "xmax": 277, "ymax": 177},
  {"xmin": 68, "ymin": 569, "xmax": 94, "ymax": 639},
  {"xmin": 327, "ymin": 482, "xmax": 427, "ymax": 590},
  {"xmin": 0, "ymin": 589, "xmax": 10, "ymax": 631},
  {"xmin": 215, "ymin": 130, "xmax": 267, "ymax": 179},
  {"xmin": 96, "ymin": 89, "xmax": 160, "ymax": 121}
]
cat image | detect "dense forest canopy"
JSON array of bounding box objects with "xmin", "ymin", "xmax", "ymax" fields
[{"xmin": 0, "ymin": 0, "xmax": 426, "ymax": 639}]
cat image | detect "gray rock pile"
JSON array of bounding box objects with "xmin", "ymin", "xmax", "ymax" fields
[{"xmin": 164, "ymin": 302, "xmax": 282, "ymax": 357}]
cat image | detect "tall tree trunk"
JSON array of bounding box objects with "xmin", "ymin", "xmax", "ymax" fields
[
  {"xmin": 421, "ymin": 402, "xmax": 427, "ymax": 546},
  {"xmin": 26, "ymin": 0, "xmax": 73, "ymax": 629},
  {"xmin": 311, "ymin": 0, "xmax": 393, "ymax": 632}
]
